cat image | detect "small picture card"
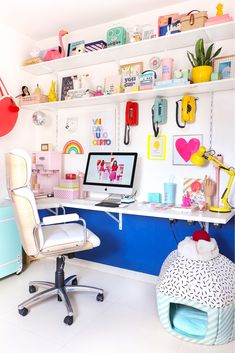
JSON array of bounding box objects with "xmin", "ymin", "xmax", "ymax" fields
[
  {"xmin": 61, "ymin": 75, "xmax": 79, "ymax": 100},
  {"xmin": 213, "ymin": 55, "xmax": 235, "ymax": 79},
  {"xmin": 119, "ymin": 62, "xmax": 143, "ymax": 92},
  {"xmin": 173, "ymin": 134, "xmax": 203, "ymax": 165},
  {"xmin": 67, "ymin": 40, "xmax": 85, "ymax": 56},
  {"xmin": 147, "ymin": 135, "xmax": 166, "ymax": 160},
  {"xmin": 182, "ymin": 178, "xmax": 205, "ymax": 205}
]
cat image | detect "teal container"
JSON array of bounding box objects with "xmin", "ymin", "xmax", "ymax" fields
[
  {"xmin": 106, "ymin": 26, "xmax": 127, "ymax": 47},
  {"xmin": 0, "ymin": 203, "xmax": 22, "ymax": 278}
]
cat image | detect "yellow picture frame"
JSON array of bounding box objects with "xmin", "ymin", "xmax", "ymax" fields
[
  {"xmin": 147, "ymin": 134, "xmax": 166, "ymax": 160},
  {"xmin": 119, "ymin": 61, "xmax": 143, "ymax": 92}
]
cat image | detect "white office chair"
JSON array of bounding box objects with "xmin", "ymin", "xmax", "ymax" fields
[{"xmin": 5, "ymin": 149, "xmax": 104, "ymax": 325}]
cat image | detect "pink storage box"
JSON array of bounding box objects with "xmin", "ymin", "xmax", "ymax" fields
[
  {"xmin": 53, "ymin": 187, "xmax": 79, "ymax": 199},
  {"xmin": 60, "ymin": 179, "xmax": 78, "ymax": 189},
  {"xmin": 205, "ymin": 14, "xmax": 233, "ymax": 26}
]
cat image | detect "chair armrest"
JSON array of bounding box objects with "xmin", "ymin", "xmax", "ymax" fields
[{"xmin": 42, "ymin": 213, "xmax": 80, "ymax": 225}]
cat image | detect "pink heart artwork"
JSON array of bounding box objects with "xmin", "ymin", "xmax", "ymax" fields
[{"xmin": 175, "ymin": 138, "xmax": 201, "ymax": 162}]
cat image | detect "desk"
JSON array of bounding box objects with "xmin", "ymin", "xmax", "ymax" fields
[{"xmin": 37, "ymin": 197, "xmax": 235, "ymax": 231}]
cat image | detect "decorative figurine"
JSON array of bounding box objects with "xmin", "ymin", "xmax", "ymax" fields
[
  {"xmin": 43, "ymin": 29, "xmax": 68, "ymax": 61},
  {"xmin": 216, "ymin": 3, "xmax": 223, "ymax": 16},
  {"xmin": 48, "ymin": 80, "xmax": 58, "ymax": 102},
  {"xmin": 22, "ymin": 86, "xmax": 30, "ymax": 96}
]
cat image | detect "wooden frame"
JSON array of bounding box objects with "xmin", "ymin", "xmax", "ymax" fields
[
  {"xmin": 41, "ymin": 143, "xmax": 49, "ymax": 151},
  {"xmin": 147, "ymin": 134, "xmax": 166, "ymax": 160},
  {"xmin": 213, "ymin": 55, "xmax": 235, "ymax": 79}
]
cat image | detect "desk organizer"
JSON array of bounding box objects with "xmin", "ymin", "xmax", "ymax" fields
[
  {"xmin": 157, "ymin": 248, "xmax": 234, "ymax": 345},
  {"xmin": 85, "ymin": 40, "xmax": 107, "ymax": 52}
]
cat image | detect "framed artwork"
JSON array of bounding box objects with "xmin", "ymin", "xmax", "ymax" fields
[
  {"xmin": 119, "ymin": 62, "xmax": 143, "ymax": 92},
  {"xmin": 147, "ymin": 135, "xmax": 166, "ymax": 160},
  {"xmin": 67, "ymin": 40, "xmax": 85, "ymax": 56},
  {"xmin": 41, "ymin": 143, "xmax": 49, "ymax": 151},
  {"xmin": 213, "ymin": 55, "xmax": 235, "ymax": 79},
  {"xmin": 173, "ymin": 134, "xmax": 203, "ymax": 165},
  {"xmin": 61, "ymin": 75, "xmax": 79, "ymax": 100}
]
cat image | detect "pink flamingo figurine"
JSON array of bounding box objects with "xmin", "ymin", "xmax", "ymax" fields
[{"xmin": 43, "ymin": 30, "xmax": 68, "ymax": 61}]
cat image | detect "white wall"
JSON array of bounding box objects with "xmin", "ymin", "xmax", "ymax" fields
[{"xmin": 1, "ymin": 0, "xmax": 234, "ymax": 206}]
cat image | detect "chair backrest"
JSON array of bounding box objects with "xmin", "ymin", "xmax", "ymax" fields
[{"xmin": 5, "ymin": 149, "xmax": 43, "ymax": 256}]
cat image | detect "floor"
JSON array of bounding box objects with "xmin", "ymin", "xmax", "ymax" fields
[{"xmin": 0, "ymin": 259, "xmax": 234, "ymax": 353}]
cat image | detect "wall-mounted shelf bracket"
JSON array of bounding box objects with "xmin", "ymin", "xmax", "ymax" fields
[{"xmin": 105, "ymin": 212, "xmax": 123, "ymax": 230}]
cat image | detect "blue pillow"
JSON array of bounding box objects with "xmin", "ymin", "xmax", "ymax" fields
[{"xmin": 170, "ymin": 304, "xmax": 208, "ymax": 339}]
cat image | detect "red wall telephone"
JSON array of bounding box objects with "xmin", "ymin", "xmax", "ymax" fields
[
  {"xmin": 125, "ymin": 101, "xmax": 138, "ymax": 126},
  {"xmin": 124, "ymin": 101, "xmax": 139, "ymax": 145}
]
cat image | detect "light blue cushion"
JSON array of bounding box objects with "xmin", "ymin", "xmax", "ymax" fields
[{"xmin": 170, "ymin": 304, "xmax": 208, "ymax": 339}]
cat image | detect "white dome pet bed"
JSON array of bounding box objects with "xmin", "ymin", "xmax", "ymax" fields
[{"xmin": 157, "ymin": 233, "xmax": 234, "ymax": 345}]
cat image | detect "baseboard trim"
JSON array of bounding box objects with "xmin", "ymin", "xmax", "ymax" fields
[{"xmin": 65, "ymin": 258, "xmax": 158, "ymax": 284}]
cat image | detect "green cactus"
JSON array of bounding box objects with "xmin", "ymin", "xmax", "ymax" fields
[{"xmin": 187, "ymin": 38, "xmax": 222, "ymax": 67}]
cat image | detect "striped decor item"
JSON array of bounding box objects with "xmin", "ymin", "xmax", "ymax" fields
[
  {"xmin": 85, "ymin": 40, "xmax": 107, "ymax": 52},
  {"xmin": 157, "ymin": 292, "xmax": 235, "ymax": 345}
]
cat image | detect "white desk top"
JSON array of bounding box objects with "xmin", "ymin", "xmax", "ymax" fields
[{"xmin": 36, "ymin": 197, "xmax": 235, "ymax": 225}]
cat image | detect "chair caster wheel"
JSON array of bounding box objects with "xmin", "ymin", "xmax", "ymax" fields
[
  {"xmin": 19, "ymin": 307, "xmax": 28, "ymax": 316},
  {"xmin": 64, "ymin": 315, "xmax": 73, "ymax": 325},
  {"xmin": 72, "ymin": 278, "xmax": 78, "ymax": 286},
  {"xmin": 58, "ymin": 295, "xmax": 62, "ymax": 302},
  {"xmin": 96, "ymin": 293, "xmax": 104, "ymax": 302},
  {"xmin": 29, "ymin": 285, "xmax": 36, "ymax": 293}
]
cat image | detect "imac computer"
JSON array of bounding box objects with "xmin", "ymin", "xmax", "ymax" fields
[{"xmin": 83, "ymin": 152, "xmax": 138, "ymax": 205}]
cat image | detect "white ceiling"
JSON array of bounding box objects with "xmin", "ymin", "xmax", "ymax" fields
[{"xmin": 1, "ymin": 0, "xmax": 180, "ymax": 40}]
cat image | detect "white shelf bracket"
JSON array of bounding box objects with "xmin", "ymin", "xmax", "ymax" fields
[
  {"xmin": 198, "ymin": 221, "xmax": 209, "ymax": 233},
  {"xmin": 105, "ymin": 212, "xmax": 123, "ymax": 230}
]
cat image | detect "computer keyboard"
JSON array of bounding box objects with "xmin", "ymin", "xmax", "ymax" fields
[{"xmin": 95, "ymin": 201, "xmax": 120, "ymax": 208}]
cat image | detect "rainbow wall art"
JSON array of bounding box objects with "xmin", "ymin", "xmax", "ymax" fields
[{"xmin": 63, "ymin": 140, "xmax": 84, "ymax": 154}]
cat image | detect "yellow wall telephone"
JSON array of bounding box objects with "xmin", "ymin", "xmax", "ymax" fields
[{"xmin": 176, "ymin": 95, "xmax": 197, "ymax": 128}]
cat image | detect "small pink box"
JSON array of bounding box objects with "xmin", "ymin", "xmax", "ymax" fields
[
  {"xmin": 205, "ymin": 14, "xmax": 233, "ymax": 26},
  {"xmin": 53, "ymin": 187, "xmax": 79, "ymax": 199}
]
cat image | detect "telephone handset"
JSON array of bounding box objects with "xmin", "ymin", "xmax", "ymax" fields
[
  {"xmin": 124, "ymin": 101, "xmax": 138, "ymax": 145},
  {"xmin": 151, "ymin": 97, "xmax": 168, "ymax": 137},
  {"xmin": 176, "ymin": 95, "xmax": 198, "ymax": 128}
]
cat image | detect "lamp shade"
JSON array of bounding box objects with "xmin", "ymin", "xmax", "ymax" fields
[{"xmin": 190, "ymin": 146, "xmax": 208, "ymax": 166}]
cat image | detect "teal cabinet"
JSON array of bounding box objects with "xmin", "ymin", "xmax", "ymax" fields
[{"xmin": 0, "ymin": 203, "xmax": 22, "ymax": 278}]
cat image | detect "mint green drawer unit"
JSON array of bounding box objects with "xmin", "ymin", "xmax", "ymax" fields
[{"xmin": 0, "ymin": 205, "xmax": 22, "ymax": 278}]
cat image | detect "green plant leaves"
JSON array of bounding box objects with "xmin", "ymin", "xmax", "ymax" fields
[{"xmin": 187, "ymin": 38, "xmax": 222, "ymax": 67}]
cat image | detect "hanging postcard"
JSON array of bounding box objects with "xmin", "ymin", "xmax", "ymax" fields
[{"xmin": 89, "ymin": 109, "xmax": 116, "ymax": 151}]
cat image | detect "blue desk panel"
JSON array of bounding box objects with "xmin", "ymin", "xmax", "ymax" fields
[{"xmin": 62, "ymin": 208, "xmax": 235, "ymax": 276}]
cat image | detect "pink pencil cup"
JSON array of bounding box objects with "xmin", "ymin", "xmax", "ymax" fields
[{"xmin": 161, "ymin": 58, "xmax": 174, "ymax": 80}]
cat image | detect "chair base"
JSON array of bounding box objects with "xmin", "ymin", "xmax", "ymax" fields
[{"xmin": 18, "ymin": 256, "xmax": 104, "ymax": 325}]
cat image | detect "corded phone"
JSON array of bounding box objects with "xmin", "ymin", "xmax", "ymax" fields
[
  {"xmin": 124, "ymin": 101, "xmax": 138, "ymax": 145},
  {"xmin": 151, "ymin": 97, "xmax": 168, "ymax": 137},
  {"xmin": 176, "ymin": 95, "xmax": 197, "ymax": 128}
]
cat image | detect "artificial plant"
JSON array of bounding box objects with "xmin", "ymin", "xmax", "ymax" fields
[{"xmin": 187, "ymin": 38, "xmax": 222, "ymax": 67}]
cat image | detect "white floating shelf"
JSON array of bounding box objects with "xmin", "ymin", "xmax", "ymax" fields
[
  {"xmin": 20, "ymin": 79, "xmax": 235, "ymax": 110},
  {"xmin": 21, "ymin": 21, "xmax": 235, "ymax": 75}
]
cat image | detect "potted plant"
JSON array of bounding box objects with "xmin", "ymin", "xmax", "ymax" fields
[{"xmin": 187, "ymin": 38, "xmax": 222, "ymax": 83}]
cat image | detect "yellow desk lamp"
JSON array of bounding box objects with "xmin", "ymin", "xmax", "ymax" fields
[{"xmin": 191, "ymin": 146, "xmax": 235, "ymax": 213}]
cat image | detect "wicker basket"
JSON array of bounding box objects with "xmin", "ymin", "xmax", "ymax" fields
[{"xmin": 19, "ymin": 93, "xmax": 48, "ymax": 106}]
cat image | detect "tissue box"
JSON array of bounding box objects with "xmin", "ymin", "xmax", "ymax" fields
[
  {"xmin": 54, "ymin": 187, "xmax": 79, "ymax": 199},
  {"xmin": 85, "ymin": 40, "xmax": 107, "ymax": 52}
]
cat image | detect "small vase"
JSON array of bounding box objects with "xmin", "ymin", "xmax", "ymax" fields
[{"xmin": 191, "ymin": 66, "xmax": 213, "ymax": 83}]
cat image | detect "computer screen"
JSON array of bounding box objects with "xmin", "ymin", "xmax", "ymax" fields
[{"xmin": 83, "ymin": 152, "xmax": 138, "ymax": 196}]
